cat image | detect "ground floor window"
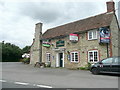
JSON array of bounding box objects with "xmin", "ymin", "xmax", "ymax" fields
[
  {"xmin": 46, "ymin": 53, "xmax": 50, "ymax": 62},
  {"xmin": 88, "ymin": 50, "xmax": 98, "ymax": 63},
  {"xmin": 70, "ymin": 52, "xmax": 79, "ymax": 62}
]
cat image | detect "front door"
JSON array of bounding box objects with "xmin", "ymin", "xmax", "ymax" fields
[{"xmin": 59, "ymin": 53, "xmax": 63, "ymax": 67}]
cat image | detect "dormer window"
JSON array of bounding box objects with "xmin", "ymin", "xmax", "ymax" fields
[{"xmin": 88, "ymin": 30, "xmax": 97, "ymax": 40}]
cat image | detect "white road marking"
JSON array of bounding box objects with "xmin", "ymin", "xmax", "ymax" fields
[
  {"xmin": 0, "ymin": 80, "xmax": 7, "ymax": 82},
  {"xmin": 14, "ymin": 82, "xmax": 29, "ymax": 85},
  {"xmin": 36, "ymin": 84, "xmax": 52, "ymax": 88},
  {"xmin": 0, "ymin": 80, "xmax": 52, "ymax": 88}
]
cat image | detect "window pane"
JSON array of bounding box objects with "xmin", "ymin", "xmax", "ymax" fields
[
  {"xmin": 48, "ymin": 54, "xmax": 50, "ymax": 61},
  {"xmin": 93, "ymin": 31, "xmax": 97, "ymax": 39},
  {"xmin": 102, "ymin": 58, "xmax": 113, "ymax": 64},
  {"xmin": 89, "ymin": 52, "xmax": 93, "ymax": 62},
  {"xmin": 89, "ymin": 32, "xmax": 92, "ymax": 39},
  {"xmin": 94, "ymin": 52, "xmax": 98, "ymax": 62},
  {"xmin": 72, "ymin": 53, "xmax": 74, "ymax": 61},
  {"xmin": 71, "ymin": 52, "xmax": 79, "ymax": 62},
  {"xmin": 46, "ymin": 53, "xmax": 50, "ymax": 62},
  {"xmin": 75, "ymin": 53, "xmax": 78, "ymax": 61},
  {"xmin": 113, "ymin": 57, "xmax": 120, "ymax": 64}
]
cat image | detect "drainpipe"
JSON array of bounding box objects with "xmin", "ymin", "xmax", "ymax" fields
[{"xmin": 106, "ymin": 43, "xmax": 109, "ymax": 58}]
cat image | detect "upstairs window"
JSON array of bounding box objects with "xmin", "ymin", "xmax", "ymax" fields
[
  {"xmin": 70, "ymin": 52, "xmax": 79, "ymax": 62},
  {"xmin": 88, "ymin": 30, "xmax": 97, "ymax": 40}
]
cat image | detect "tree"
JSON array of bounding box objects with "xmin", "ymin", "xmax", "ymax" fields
[
  {"xmin": 2, "ymin": 42, "xmax": 22, "ymax": 62},
  {"xmin": 22, "ymin": 46, "xmax": 31, "ymax": 54}
]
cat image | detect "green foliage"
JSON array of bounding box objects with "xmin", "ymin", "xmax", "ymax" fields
[
  {"xmin": 45, "ymin": 62, "xmax": 51, "ymax": 67},
  {"xmin": 21, "ymin": 58, "xmax": 30, "ymax": 64},
  {"xmin": 2, "ymin": 42, "xmax": 22, "ymax": 62},
  {"xmin": 87, "ymin": 62, "xmax": 92, "ymax": 70},
  {"xmin": 79, "ymin": 62, "xmax": 91, "ymax": 70},
  {"xmin": 79, "ymin": 67, "xmax": 87, "ymax": 70},
  {"xmin": 22, "ymin": 46, "xmax": 31, "ymax": 54}
]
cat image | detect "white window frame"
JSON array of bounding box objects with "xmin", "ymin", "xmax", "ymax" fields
[
  {"xmin": 70, "ymin": 51, "xmax": 79, "ymax": 63},
  {"xmin": 46, "ymin": 53, "xmax": 51, "ymax": 62},
  {"xmin": 88, "ymin": 30, "xmax": 98, "ymax": 40},
  {"xmin": 88, "ymin": 50, "xmax": 99, "ymax": 63}
]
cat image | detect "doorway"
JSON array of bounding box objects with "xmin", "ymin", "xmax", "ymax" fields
[
  {"xmin": 59, "ymin": 53, "xmax": 63, "ymax": 67},
  {"xmin": 56, "ymin": 52, "xmax": 64, "ymax": 67}
]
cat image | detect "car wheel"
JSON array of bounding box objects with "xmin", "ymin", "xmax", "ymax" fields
[{"xmin": 91, "ymin": 68, "xmax": 99, "ymax": 75}]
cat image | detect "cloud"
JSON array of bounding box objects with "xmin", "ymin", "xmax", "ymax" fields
[
  {"xmin": 16, "ymin": 2, "xmax": 63, "ymax": 23},
  {"xmin": 0, "ymin": 2, "xmax": 36, "ymax": 48},
  {"xmin": 118, "ymin": 1, "xmax": 120, "ymax": 25},
  {"xmin": 16, "ymin": 2, "xmax": 106, "ymax": 25},
  {"xmin": 0, "ymin": 0, "xmax": 114, "ymax": 48}
]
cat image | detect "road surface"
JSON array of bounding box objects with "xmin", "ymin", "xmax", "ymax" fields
[{"xmin": 1, "ymin": 62, "xmax": 119, "ymax": 88}]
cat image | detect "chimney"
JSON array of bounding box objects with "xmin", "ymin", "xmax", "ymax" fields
[
  {"xmin": 106, "ymin": 0, "xmax": 115, "ymax": 13},
  {"xmin": 35, "ymin": 23, "xmax": 42, "ymax": 35}
]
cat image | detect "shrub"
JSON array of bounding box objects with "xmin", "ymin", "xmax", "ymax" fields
[
  {"xmin": 87, "ymin": 62, "xmax": 91, "ymax": 70},
  {"xmin": 79, "ymin": 62, "xmax": 91, "ymax": 70},
  {"xmin": 21, "ymin": 58, "xmax": 30, "ymax": 64},
  {"xmin": 79, "ymin": 67, "xmax": 88, "ymax": 70},
  {"xmin": 45, "ymin": 62, "xmax": 51, "ymax": 67}
]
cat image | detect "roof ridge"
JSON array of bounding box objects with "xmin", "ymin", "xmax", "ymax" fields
[
  {"xmin": 43, "ymin": 12, "xmax": 114, "ymax": 39},
  {"xmin": 46, "ymin": 12, "xmax": 112, "ymax": 31}
]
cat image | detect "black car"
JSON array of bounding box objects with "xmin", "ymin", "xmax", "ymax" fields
[{"xmin": 90, "ymin": 56, "xmax": 120, "ymax": 75}]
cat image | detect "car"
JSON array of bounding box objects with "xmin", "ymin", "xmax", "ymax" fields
[{"xmin": 90, "ymin": 56, "xmax": 120, "ymax": 75}]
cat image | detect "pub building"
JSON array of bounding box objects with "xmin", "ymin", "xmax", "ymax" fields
[{"xmin": 30, "ymin": 1, "xmax": 120, "ymax": 68}]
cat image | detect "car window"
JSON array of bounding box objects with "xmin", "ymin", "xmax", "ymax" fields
[
  {"xmin": 113, "ymin": 57, "xmax": 120, "ymax": 64},
  {"xmin": 102, "ymin": 58, "xmax": 113, "ymax": 64}
]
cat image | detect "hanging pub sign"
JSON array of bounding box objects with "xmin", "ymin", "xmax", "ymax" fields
[
  {"xmin": 56, "ymin": 40, "xmax": 64, "ymax": 47},
  {"xmin": 99, "ymin": 27, "xmax": 110, "ymax": 43},
  {"xmin": 69, "ymin": 33, "xmax": 78, "ymax": 42},
  {"xmin": 42, "ymin": 41, "xmax": 51, "ymax": 47}
]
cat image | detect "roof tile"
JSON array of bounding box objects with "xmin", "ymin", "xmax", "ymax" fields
[{"xmin": 42, "ymin": 12, "xmax": 114, "ymax": 39}]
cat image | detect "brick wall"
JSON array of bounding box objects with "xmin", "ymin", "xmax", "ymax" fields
[
  {"xmin": 30, "ymin": 23, "xmax": 42, "ymax": 65},
  {"xmin": 42, "ymin": 28, "xmax": 111, "ymax": 68},
  {"xmin": 42, "ymin": 14, "xmax": 119, "ymax": 68},
  {"xmin": 110, "ymin": 14, "xmax": 120, "ymax": 56}
]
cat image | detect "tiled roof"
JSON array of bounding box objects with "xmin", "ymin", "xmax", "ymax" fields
[{"xmin": 42, "ymin": 12, "xmax": 114, "ymax": 39}]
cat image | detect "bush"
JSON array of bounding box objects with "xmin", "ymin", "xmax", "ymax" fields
[
  {"xmin": 79, "ymin": 67, "xmax": 88, "ymax": 70},
  {"xmin": 79, "ymin": 62, "xmax": 91, "ymax": 70},
  {"xmin": 87, "ymin": 62, "xmax": 91, "ymax": 70},
  {"xmin": 45, "ymin": 62, "xmax": 51, "ymax": 67},
  {"xmin": 21, "ymin": 58, "xmax": 30, "ymax": 64}
]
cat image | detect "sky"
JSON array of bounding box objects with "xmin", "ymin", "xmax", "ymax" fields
[{"xmin": 0, "ymin": 0, "xmax": 119, "ymax": 48}]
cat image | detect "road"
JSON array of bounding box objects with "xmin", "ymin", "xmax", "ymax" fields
[
  {"xmin": 1, "ymin": 62, "xmax": 119, "ymax": 88},
  {"xmin": 2, "ymin": 81, "xmax": 39, "ymax": 88}
]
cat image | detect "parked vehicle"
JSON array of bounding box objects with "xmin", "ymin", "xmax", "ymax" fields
[{"xmin": 90, "ymin": 56, "xmax": 120, "ymax": 75}]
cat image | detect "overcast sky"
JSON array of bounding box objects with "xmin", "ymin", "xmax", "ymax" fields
[{"xmin": 0, "ymin": 0, "xmax": 119, "ymax": 48}]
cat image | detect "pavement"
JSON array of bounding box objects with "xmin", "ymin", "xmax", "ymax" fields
[{"xmin": 1, "ymin": 62, "xmax": 119, "ymax": 88}]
